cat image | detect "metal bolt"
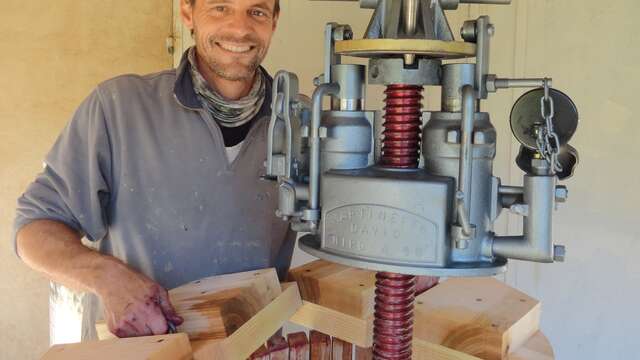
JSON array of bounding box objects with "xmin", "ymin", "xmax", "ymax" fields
[
  {"xmin": 531, "ymin": 158, "xmax": 551, "ymax": 175},
  {"xmin": 486, "ymin": 74, "xmax": 497, "ymax": 92},
  {"xmin": 456, "ymin": 238, "xmax": 469, "ymax": 250},
  {"xmin": 313, "ymin": 76, "xmax": 322, "ymax": 86},
  {"xmin": 447, "ymin": 129, "xmax": 460, "ymax": 144},
  {"xmin": 461, "ymin": 20, "xmax": 477, "ymax": 42},
  {"xmin": 553, "ymin": 245, "xmax": 566, "ymax": 262},
  {"xmin": 555, "ymin": 186, "xmax": 569, "ymax": 203},
  {"xmin": 509, "ymin": 204, "xmax": 529, "ymax": 217},
  {"xmin": 370, "ymin": 65, "xmax": 380, "ymax": 79},
  {"xmin": 487, "ymin": 24, "xmax": 496, "ymax": 37},
  {"xmin": 345, "ymin": 29, "xmax": 353, "ymax": 40},
  {"xmin": 474, "ymin": 131, "xmax": 487, "ymax": 145}
]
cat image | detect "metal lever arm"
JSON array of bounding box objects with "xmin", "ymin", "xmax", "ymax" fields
[
  {"xmin": 308, "ymin": 83, "xmax": 341, "ymax": 213},
  {"xmin": 456, "ymin": 85, "xmax": 475, "ymax": 237}
]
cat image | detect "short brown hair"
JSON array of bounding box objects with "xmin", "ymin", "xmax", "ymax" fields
[{"xmin": 188, "ymin": 0, "xmax": 280, "ymax": 15}]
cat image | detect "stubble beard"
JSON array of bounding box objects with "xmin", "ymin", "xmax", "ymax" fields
[{"xmin": 194, "ymin": 26, "xmax": 266, "ymax": 82}]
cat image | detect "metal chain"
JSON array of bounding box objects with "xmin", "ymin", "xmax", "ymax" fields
[{"xmin": 536, "ymin": 79, "xmax": 563, "ymax": 173}]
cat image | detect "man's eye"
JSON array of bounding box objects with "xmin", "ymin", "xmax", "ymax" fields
[
  {"xmin": 250, "ymin": 9, "xmax": 267, "ymax": 17},
  {"xmin": 214, "ymin": 5, "xmax": 226, "ymax": 13}
]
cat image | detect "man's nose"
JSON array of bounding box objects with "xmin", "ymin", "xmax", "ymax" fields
[{"xmin": 224, "ymin": 11, "xmax": 254, "ymax": 39}]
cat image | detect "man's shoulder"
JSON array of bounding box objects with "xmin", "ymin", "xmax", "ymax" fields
[{"xmin": 95, "ymin": 68, "xmax": 177, "ymax": 101}]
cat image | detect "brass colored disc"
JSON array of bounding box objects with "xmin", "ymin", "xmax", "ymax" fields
[{"xmin": 335, "ymin": 39, "xmax": 476, "ymax": 59}]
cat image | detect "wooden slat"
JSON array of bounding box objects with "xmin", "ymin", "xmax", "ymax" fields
[
  {"xmin": 414, "ymin": 277, "xmax": 541, "ymax": 360},
  {"xmin": 95, "ymin": 268, "xmax": 281, "ymax": 341},
  {"xmin": 267, "ymin": 336, "xmax": 289, "ymax": 360},
  {"xmin": 354, "ymin": 346, "xmax": 372, "ymax": 360},
  {"xmin": 192, "ymin": 283, "xmax": 302, "ymax": 360},
  {"xmin": 331, "ymin": 338, "xmax": 353, "ymax": 360},
  {"xmin": 171, "ymin": 268, "xmax": 282, "ymax": 341},
  {"xmin": 413, "ymin": 339, "xmax": 482, "ymax": 360},
  {"xmin": 309, "ymin": 331, "xmax": 331, "ymax": 360},
  {"xmin": 289, "ymin": 301, "xmax": 372, "ymax": 348},
  {"xmin": 290, "ymin": 261, "xmax": 542, "ymax": 360},
  {"xmin": 41, "ymin": 334, "xmax": 192, "ymax": 360},
  {"xmin": 288, "ymin": 260, "xmax": 376, "ymax": 318},
  {"xmin": 287, "ymin": 332, "xmax": 310, "ymax": 360},
  {"xmin": 249, "ymin": 344, "xmax": 270, "ymax": 360}
]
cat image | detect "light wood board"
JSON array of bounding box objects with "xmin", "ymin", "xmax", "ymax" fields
[
  {"xmin": 414, "ymin": 277, "xmax": 541, "ymax": 360},
  {"xmin": 191, "ymin": 282, "xmax": 303, "ymax": 359},
  {"xmin": 41, "ymin": 334, "xmax": 192, "ymax": 360},
  {"xmin": 96, "ymin": 268, "xmax": 281, "ymax": 341},
  {"xmin": 288, "ymin": 260, "xmax": 376, "ymax": 318}
]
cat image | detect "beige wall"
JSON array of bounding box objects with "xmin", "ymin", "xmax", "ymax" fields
[{"xmin": 0, "ymin": 1, "xmax": 173, "ymax": 359}]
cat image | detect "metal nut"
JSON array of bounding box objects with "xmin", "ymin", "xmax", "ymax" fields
[
  {"xmin": 555, "ymin": 186, "xmax": 569, "ymax": 203},
  {"xmin": 553, "ymin": 245, "xmax": 566, "ymax": 262},
  {"xmin": 447, "ymin": 129, "xmax": 460, "ymax": 144},
  {"xmin": 461, "ymin": 20, "xmax": 477, "ymax": 42},
  {"xmin": 487, "ymin": 24, "xmax": 496, "ymax": 37},
  {"xmin": 486, "ymin": 74, "xmax": 497, "ymax": 93},
  {"xmin": 474, "ymin": 131, "xmax": 487, "ymax": 145}
]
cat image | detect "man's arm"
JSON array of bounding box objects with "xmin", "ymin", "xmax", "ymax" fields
[
  {"xmin": 14, "ymin": 88, "xmax": 182, "ymax": 338},
  {"xmin": 17, "ymin": 219, "xmax": 183, "ymax": 337}
]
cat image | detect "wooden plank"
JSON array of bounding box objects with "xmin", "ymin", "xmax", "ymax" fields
[
  {"xmin": 349, "ymin": 336, "xmax": 552, "ymax": 360},
  {"xmin": 41, "ymin": 334, "xmax": 192, "ymax": 360},
  {"xmin": 192, "ymin": 283, "xmax": 303, "ymax": 360},
  {"xmin": 354, "ymin": 346, "xmax": 372, "ymax": 360},
  {"xmin": 96, "ymin": 268, "xmax": 281, "ymax": 341},
  {"xmin": 172, "ymin": 268, "xmax": 282, "ymax": 341},
  {"xmin": 249, "ymin": 345, "xmax": 270, "ymax": 360},
  {"xmin": 413, "ymin": 339, "xmax": 482, "ymax": 360},
  {"xmin": 287, "ymin": 332, "xmax": 310, "ymax": 360},
  {"xmin": 288, "ymin": 260, "xmax": 376, "ymax": 318},
  {"xmin": 309, "ymin": 330, "xmax": 331, "ymax": 360},
  {"xmin": 331, "ymin": 338, "xmax": 353, "ymax": 360},
  {"xmin": 289, "ymin": 266, "xmax": 544, "ymax": 360},
  {"xmin": 267, "ymin": 336, "xmax": 289, "ymax": 360},
  {"xmin": 413, "ymin": 277, "xmax": 541, "ymax": 360},
  {"xmin": 289, "ymin": 301, "xmax": 373, "ymax": 348}
]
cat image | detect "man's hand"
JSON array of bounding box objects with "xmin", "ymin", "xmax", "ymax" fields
[
  {"xmin": 415, "ymin": 275, "xmax": 439, "ymax": 295},
  {"xmin": 17, "ymin": 220, "xmax": 183, "ymax": 338},
  {"xmin": 99, "ymin": 266, "xmax": 184, "ymax": 338}
]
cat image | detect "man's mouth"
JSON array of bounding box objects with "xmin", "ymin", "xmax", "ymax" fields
[{"xmin": 215, "ymin": 41, "xmax": 256, "ymax": 54}]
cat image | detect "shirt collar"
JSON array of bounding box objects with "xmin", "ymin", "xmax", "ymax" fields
[{"xmin": 173, "ymin": 49, "xmax": 273, "ymax": 115}]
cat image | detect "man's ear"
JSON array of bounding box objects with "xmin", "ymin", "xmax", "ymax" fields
[
  {"xmin": 272, "ymin": 12, "xmax": 279, "ymax": 32},
  {"xmin": 180, "ymin": 0, "xmax": 195, "ymax": 32}
]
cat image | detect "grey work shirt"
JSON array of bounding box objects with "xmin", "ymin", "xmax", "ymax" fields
[{"xmin": 13, "ymin": 54, "xmax": 294, "ymax": 339}]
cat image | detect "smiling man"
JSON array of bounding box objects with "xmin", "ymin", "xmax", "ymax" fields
[{"xmin": 13, "ymin": 0, "xmax": 292, "ymax": 340}]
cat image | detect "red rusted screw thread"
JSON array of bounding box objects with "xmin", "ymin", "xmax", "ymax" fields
[
  {"xmin": 380, "ymin": 84, "xmax": 424, "ymax": 169},
  {"xmin": 373, "ymin": 272, "xmax": 417, "ymax": 359},
  {"xmin": 374, "ymin": 84, "xmax": 423, "ymax": 359}
]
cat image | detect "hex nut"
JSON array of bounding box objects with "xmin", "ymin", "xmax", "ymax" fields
[
  {"xmin": 447, "ymin": 129, "xmax": 460, "ymax": 144},
  {"xmin": 555, "ymin": 186, "xmax": 569, "ymax": 203},
  {"xmin": 554, "ymin": 245, "xmax": 566, "ymax": 262}
]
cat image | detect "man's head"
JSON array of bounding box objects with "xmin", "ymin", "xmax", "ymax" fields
[{"xmin": 181, "ymin": 0, "xmax": 280, "ymax": 82}]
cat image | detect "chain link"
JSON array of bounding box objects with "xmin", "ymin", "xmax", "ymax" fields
[{"xmin": 535, "ymin": 79, "xmax": 563, "ymax": 173}]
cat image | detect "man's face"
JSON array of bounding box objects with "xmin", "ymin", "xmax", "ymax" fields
[{"xmin": 182, "ymin": 0, "xmax": 278, "ymax": 81}]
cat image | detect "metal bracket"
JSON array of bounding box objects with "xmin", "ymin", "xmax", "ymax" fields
[{"xmin": 267, "ymin": 71, "xmax": 300, "ymax": 178}]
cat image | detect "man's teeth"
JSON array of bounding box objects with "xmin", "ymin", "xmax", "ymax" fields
[{"xmin": 218, "ymin": 43, "xmax": 252, "ymax": 53}]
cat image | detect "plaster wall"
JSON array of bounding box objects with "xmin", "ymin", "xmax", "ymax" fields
[{"xmin": 0, "ymin": 1, "xmax": 173, "ymax": 359}]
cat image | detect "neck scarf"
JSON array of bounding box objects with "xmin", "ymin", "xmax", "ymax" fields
[{"xmin": 187, "ymin": 47, "xmax": 265, "ymax": 128}]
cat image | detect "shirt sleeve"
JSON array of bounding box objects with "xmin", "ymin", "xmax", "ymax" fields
[{"xmin": 13, "ymin": 88, "xmax": 113, "ymax": 255}]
